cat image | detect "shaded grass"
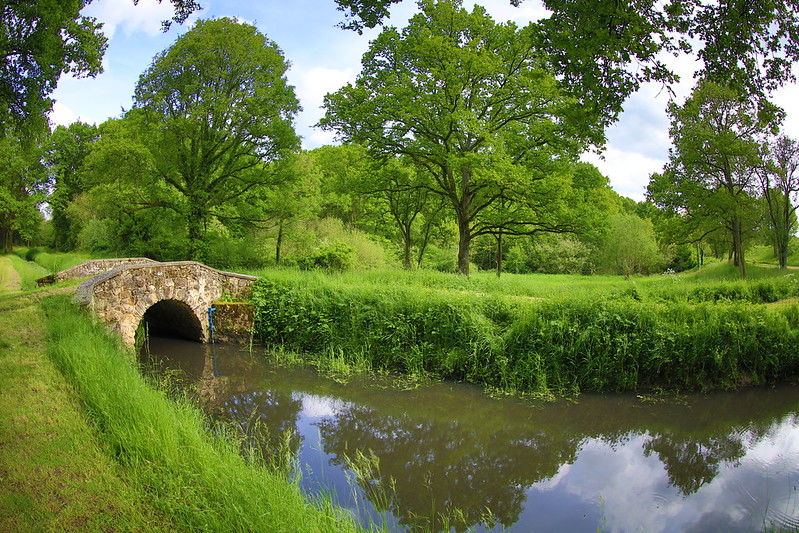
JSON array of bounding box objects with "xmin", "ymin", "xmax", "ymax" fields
[
  {"xmin": 33, "ymin": 251, "xmax": 92, "ymax": 273},
  {"xmin": 41, "ymin": 294, "xmax": 362, "ymax": 532},
  {"xmin": 5, "ymin": 254, "xmax": 50, "ymax": 290}
]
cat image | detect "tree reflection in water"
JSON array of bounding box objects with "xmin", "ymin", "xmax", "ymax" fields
[
  {"xmin": 317, "ymin": 404, "xmax": 582, "ymax": 531},
  {"xmin": 217, "ymin": 390, "xmax": 304, "ymax": 466},
  {"xmin": 142, "ymin": 339, "xmax": 799, "ymax": 532}
]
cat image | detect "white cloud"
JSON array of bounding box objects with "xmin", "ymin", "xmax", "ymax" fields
[
  {"xmin": 583, "ymin": 147, "xmax": 664, "ymax": 202},
  {"xmin": 48, "ymin": 101, "xmax": 80, "ymax": 128},
  {"xmin": 293, "ymin": 66, "xmax": 356, "ymax": 149},
  {"xmin": 774, "ymin": 84, "xmax": 799, "ymax": 140},
  {"xmin": 83, "ymin": 0, "xmax": 180, "ymax": 39},
  {"xmin": 300, "ymin": 393, "xmax": 348, "ymax": 419}
]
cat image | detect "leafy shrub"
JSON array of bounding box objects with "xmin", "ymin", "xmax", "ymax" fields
[
  {"xmin": 204, "ymin": 235, "xmax": 270, "ymax": 271},
  {"xmin": 250, "ymin": 275, "xmax": 799, "ymax": 394},
  {"xmin": 297, "ymin": 242, "xmax": 357, "ymax": 271},
  {"xmin": 667, "ymin": 244, "xmax": 697, "ymax": 272}
]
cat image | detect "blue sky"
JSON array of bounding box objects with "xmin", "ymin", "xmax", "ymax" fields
[{"xmin": 49, "ymin": 0, "xmax": 799, "ymax": 201}]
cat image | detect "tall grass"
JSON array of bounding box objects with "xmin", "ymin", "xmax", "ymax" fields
[
  {"xmin": 251, "ymin": 274, "xmax": 799, "ymax": 394},
  {"xmin": 6, "ymin": 254, "xmax": 50, "ymax": 289},
  {"xmin": 33, "ymin": 251, "xmax": 92, "ymax": 273},
  {"xmin": 245, "ymin": 262, "xmax": 799, "ymax": 304},
  {"xmin": 42, "ymin": 295, "xmax": 361, "ymax": 533}
]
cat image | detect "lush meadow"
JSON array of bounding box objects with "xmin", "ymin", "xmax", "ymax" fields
[{"xmin": 250, "ymin": 263, "xmax": 799, "ymax": 395}]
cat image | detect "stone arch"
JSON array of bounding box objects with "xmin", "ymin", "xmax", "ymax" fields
[{"xmin": 140, "ymin": 299, "xmax": 204, "ymax": 342}]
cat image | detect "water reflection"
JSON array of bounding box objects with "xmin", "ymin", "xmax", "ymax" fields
[{"xmin": 141, "ymin": 338, "xmax": 799, "ymax": 532}]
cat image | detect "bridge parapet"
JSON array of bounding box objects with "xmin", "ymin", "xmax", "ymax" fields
[
  {"xmin": 37, "ymin": 258, "xmax": 159, "ymax": 286},
  {"xmin": 73, "ymin": 261, "xmax": 257, "ymax": 346}
]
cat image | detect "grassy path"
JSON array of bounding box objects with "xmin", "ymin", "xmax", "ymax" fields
[
  {"xmin": 0, "ymin": 257, "xmax": 173, "ymax": 531},
  {"xmin": 0, "ymin": 256, "xmax": 21, "ymax": 291}
]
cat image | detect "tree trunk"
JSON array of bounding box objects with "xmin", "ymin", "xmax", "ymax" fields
[
  {"xmin": 457, "ymin": 218, "xmax": 470, "ymax": 276},
  {"xmin": 779, "ymin": 198, "xmax": 791, "ymax": 269},
  {"xmin": 1, "ymin": 225, "xmax": 13, "ymax": 254},
  {"xmin": 402, "ymin": 221, "xmax": 413, "ymax": 270},
  {"xmin": 496, "ymin": 231, "xmax": 503, "ymax": 278},
  {"xmin": 275, "ymin": 220, "xmax": 284, "ymax": 265},
  {"xmin": 732, "ymin": 217, "xmax": 746, "ymax": 278},
  {"xmin": 455, "ymin": 165, "xmax": 472, "ymax": 276},
  {"xmin": 186, "ymin": 206, "xmax": 207, "ymax": 262}
]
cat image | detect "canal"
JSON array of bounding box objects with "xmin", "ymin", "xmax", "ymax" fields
[{"xmin": 141, "ymin": 336, "xmax": 799, "ymax": 532}]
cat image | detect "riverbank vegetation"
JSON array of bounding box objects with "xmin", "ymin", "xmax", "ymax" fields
[
  {"xmin": 250, "ymin": 264, "xmax": 799, "ymax": 395},
  {"xmin": 0, "ymin": 261, "xmax": 361, "ymax": 532}
]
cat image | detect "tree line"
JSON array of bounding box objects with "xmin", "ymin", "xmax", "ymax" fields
[{"xmin": 2, "ymin": 1, "xmax": 799, "ymax": 276}]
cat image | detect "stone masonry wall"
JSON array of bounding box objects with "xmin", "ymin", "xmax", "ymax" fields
[
  {"xmin": 37, "ymin": 258, "xmax": 158, "ymax": 286},
  {"xmin": 73, "ymin": 261, "xmax": 257, "ymax": 346}
]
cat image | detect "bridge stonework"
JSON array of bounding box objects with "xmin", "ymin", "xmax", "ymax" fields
[
  {"xmin": 37, "ymin": 258, "xmax": 159, "ymax": 286},
  {"xmin": 72, "ymin": 261, "xmax": 257, "ymax": 346}
]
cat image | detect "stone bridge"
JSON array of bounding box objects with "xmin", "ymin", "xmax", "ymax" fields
[
  {"xmin": 72, "ymin": 261, "xmax": 257, "ymax": 346},
  {"xmin": 37, "ymin": 258, "xmax": 159, "ymax": 286}
]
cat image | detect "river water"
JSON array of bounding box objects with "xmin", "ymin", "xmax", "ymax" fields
[{"xmin": 141, "ymin": 336, "xmax": 799, "ymax": 532}]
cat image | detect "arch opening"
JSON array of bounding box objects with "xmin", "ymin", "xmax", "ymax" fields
[{"xmin": 141, "ymin": 299, "xmax": 204, "ymax": 342}]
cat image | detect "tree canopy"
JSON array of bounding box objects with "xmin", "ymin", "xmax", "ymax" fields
[
  {"xmin": 0, "ymin": 0, "xmax": 201, "ymax": 132},
  {"xmin": 322, "ymin": 0, "xmax": 599, "ymax": 274},
  {"xmin": 647, "ymin": 80, "xmax": 776, "ymax": 277},
  {"xmin": 334, "ymin": 0, "xmax": 799, "ymax": 122},
  {"xmin": 131, "ymin": 17, "xmax": 300, "ymax": 259}
]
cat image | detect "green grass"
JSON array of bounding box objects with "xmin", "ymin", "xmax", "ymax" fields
[
  {"xmin": 33, "ymin": 250, "xmax": 93, "ymax": 273},
  {"xmin": 249, "ymin": 262, "xmax": 799, "ymax": 394},
  {"xmin": 2, "ymin": 254, "xmax": 363, "ymax": 532},
  {"xmin": 0, "ymin": 280, "xmax": 173, "ymax": 531},
  {"xmin": 5, "ymin": 253, "xmax": 51, "ymax": 289},
  {"xmin": 246, "ymin": 260, "xmax": 799, "ymax": 302},
  {"xmin": 747, "ymin": 244, "xmax": 799, "ymax": 268},
  {"xmin": 41, "ymin": 294, "xmax": 362, "ymax": 532}
]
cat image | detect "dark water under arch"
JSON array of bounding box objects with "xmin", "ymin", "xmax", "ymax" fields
[
  {"xmin": 141, "ymin": 336, "xmax": 799, "ymax": 532},
  {"xmin": 141, "ymin": 299, "xmax": 203, "ymax": 342}
]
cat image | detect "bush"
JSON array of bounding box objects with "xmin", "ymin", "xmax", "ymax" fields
[
  {"xmin": 250, "ymin": 275, "xmax": 799, "ymax": 394},
  {"xmin": 667, "ymin": 244, "xmax": 697, "ymax": 272},
  {"xmin": 297, "ymin": 242, "xmax": 357, "ymax": 272},
  {"xmin": 204, "ymin": 235, "xmax": 270, "ymax": 271}
]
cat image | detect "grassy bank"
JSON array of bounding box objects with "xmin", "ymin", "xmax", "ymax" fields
[
  {"xmin": 1, "ymin": 263, "xmax": 171, "ymax": 530},
  {"xmin": 40, "ymin": 294, "xmax": 360, "ymax": 532},
  {"xmin": 250, "ymin": 265, "xmax": 799, "ymax": 394},
  {"xmin": 1, "ymin": 255, "xmax": 362, "ymax": 532}
]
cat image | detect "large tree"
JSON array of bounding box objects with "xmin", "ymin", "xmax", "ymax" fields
[
  {"xmin": 759, "ymin": 135, "xmax": 799, "ymax": 268},
  {"xmin": 0, "ymin": 127, "xmax": 46, "ymax": 252},
  {"xmin": 45, "ymin": 121, "xmax": 99, "ymax": 250},
  {"xmin": 334, "ymin": 0, "xmax": 799, "ymax": 119},
  {"xmin": 132, "ymin": 17, "xmax": 300, "ymax": 260},
  {"xmin": 648, "ymin": 80, "xmax": 776, "ymax": 278},
  {"xmin": 322, "ymin": 0, "xmax": 599, "ymax": 275},
  {"xmin": 0, "ymin": 0, "xmax": 201, "ymax": 131}
]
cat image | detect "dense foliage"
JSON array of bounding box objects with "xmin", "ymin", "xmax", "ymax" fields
[
  {"xmin": 323, "ymin": 1, "xmax": 605, "ymax": 275},
  {"xmin": 1, "ymin": 1, "xmax": 797, "ymax": 277},
  {"xmin": 251, "ymin": 270, "xmax": 799, "ymax": 394},
  {"xmin": 0, "ymin": 0, "xmax": 200, "ymax": 132}
]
